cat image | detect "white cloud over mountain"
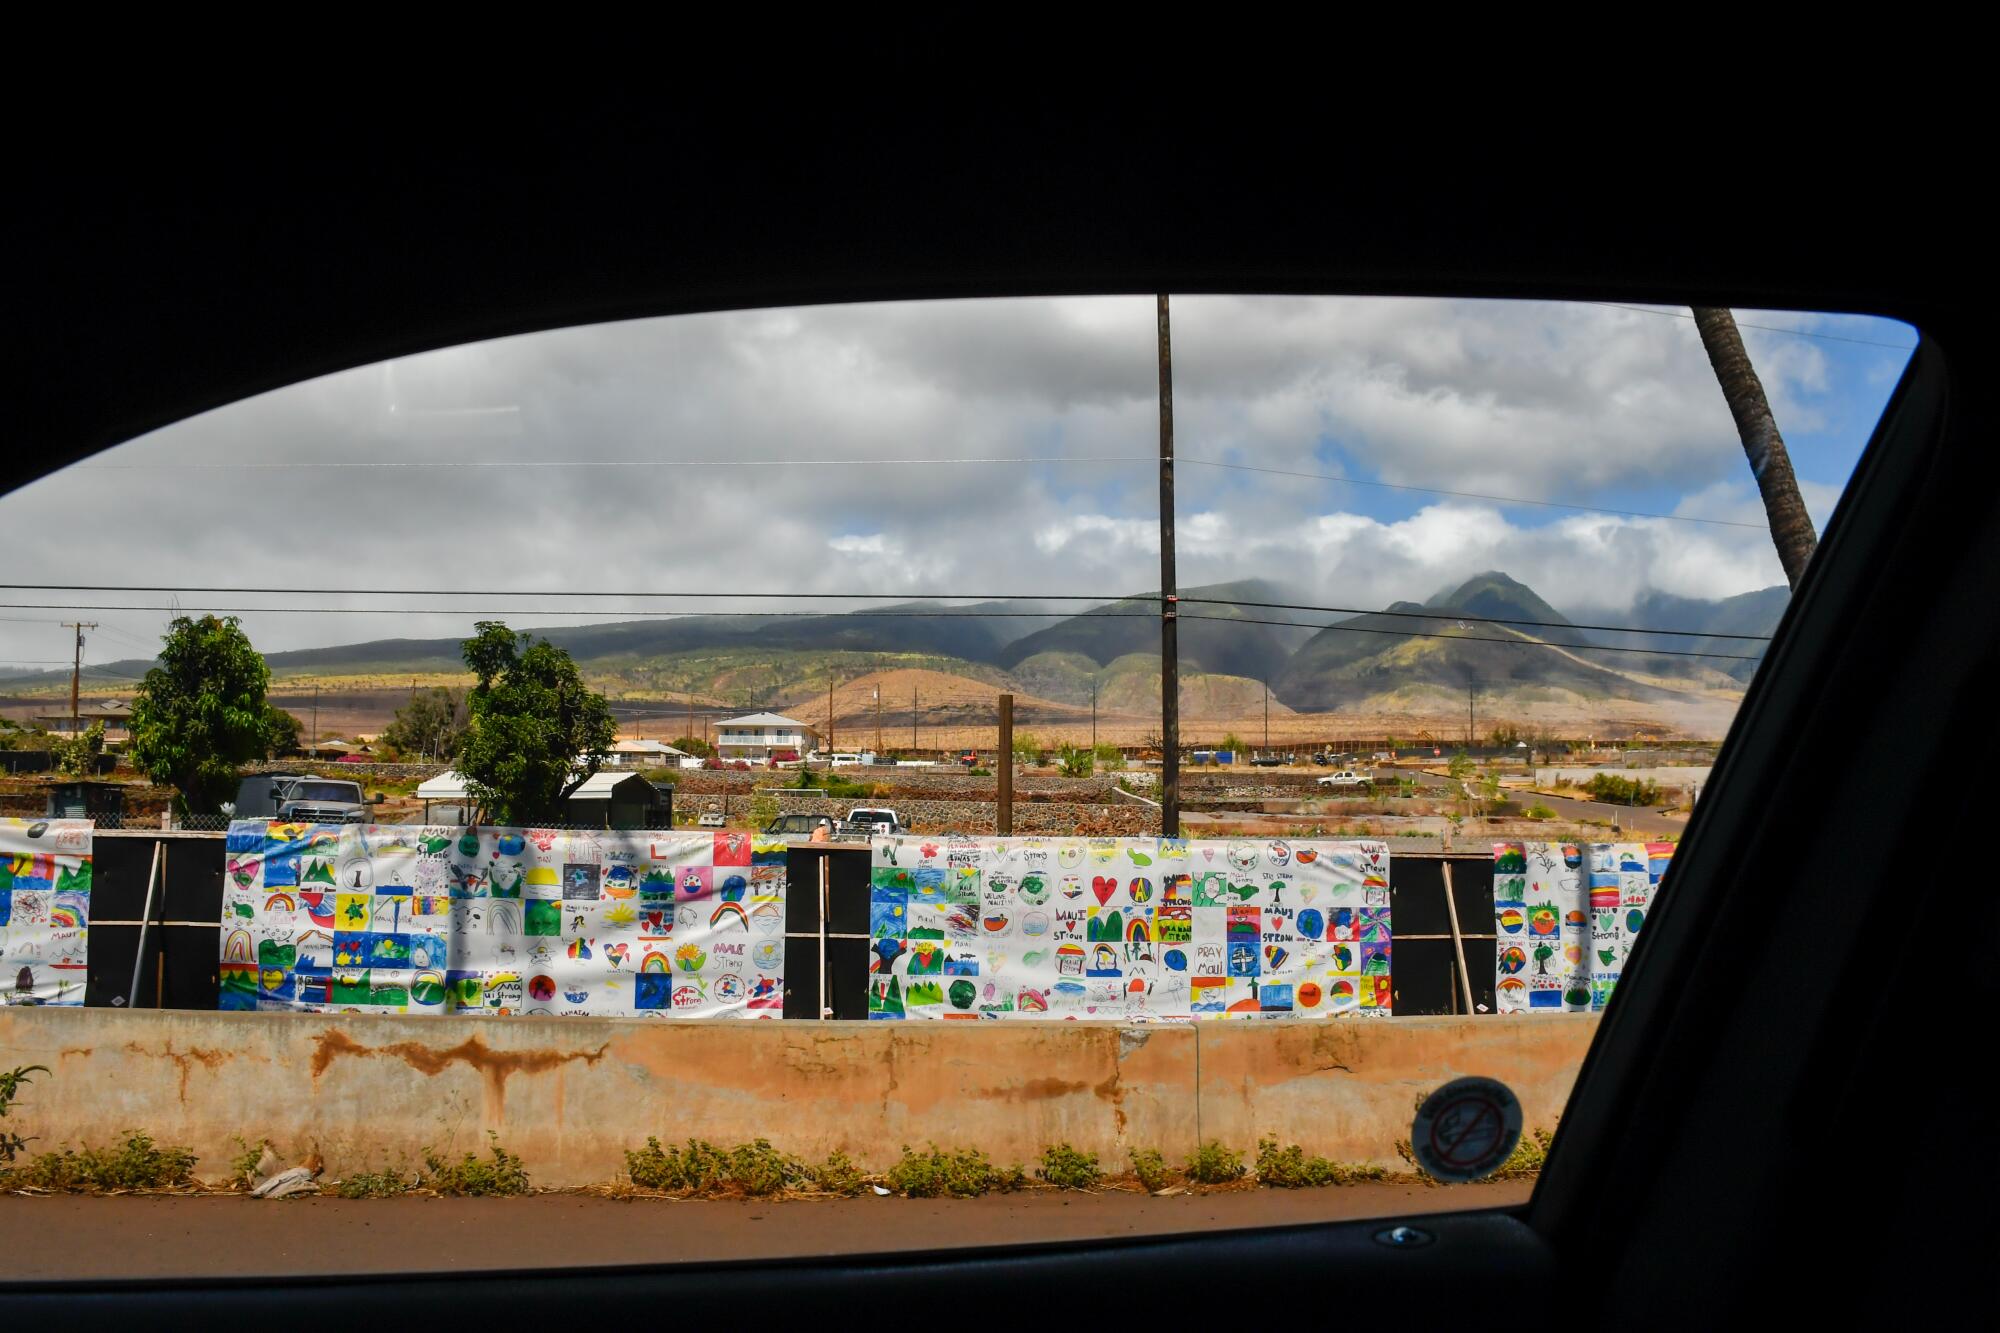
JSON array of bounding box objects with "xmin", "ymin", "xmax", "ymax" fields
[{"xmin": 0, "ymin": 296, "xmax": 1908, "ymax": 667}]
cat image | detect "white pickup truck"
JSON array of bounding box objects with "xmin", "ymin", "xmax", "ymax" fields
[
  {"xmin": 1316, "ymin": 770, "xmax": 1371, "ymax": 790},
  {"xmin": 844, "ymin": 807, "xmax": 903, "ymax": 835}
]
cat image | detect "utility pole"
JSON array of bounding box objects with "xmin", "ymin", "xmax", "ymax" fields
[
  {"xmin": 912, "ymin": 683, "xmax": 918, "ymax": 753},
  {"xmin": 311, "ymin": 683, "xmax": 319, "ymax": 752},
  {"xmin": 686, "ymin": 689, "xmax": 694, "ymax": 751},
  {"xmin": 827, "ymin": 677, "xmax": 834, "ymax": 754},
  {"xmin": 997, "ymin": 693, "xmax": 1014, "ymax": 834},
  {"xmin": 1263, "ymin": 679, "xmax": 1270, "ymax": 752},
  {"xmin": 1090, "ymin": 675, "xmax": 1097, "ymax": 753},
  {"xmin": 63, "ymin": 621, "xmax": 97, "ymax": 729},
  {"xmin": 1157, "ymin": 293, "xmax": 1179, "ymax": 837},
  {"xmin": 1467, "ymin": 681, "xmax": 1476, "ymax": 750},
  {"xmin": 874, "ymin": 685, "xmax": 882, "ymax": 757}
]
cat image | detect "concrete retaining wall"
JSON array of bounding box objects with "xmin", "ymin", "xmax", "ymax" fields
[{"xmin": 0, "ymin": 1008, "xmax": 1594, "ymax": 1186}]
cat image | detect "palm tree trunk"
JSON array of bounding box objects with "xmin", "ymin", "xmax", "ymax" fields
[{"xmin": 1690, "ymin": 307, "xmax": 1818, "ymax": 589}]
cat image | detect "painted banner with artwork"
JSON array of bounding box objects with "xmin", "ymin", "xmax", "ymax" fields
[
  {"xmin": 1491, "ymin": 841, "xmax": 1672, "ymax": 1013},
  {"xmin": 0, "ymin": 817, "xmax": 93, "ymax": 1007},
  {"xmin": 867, "ymin": 836, "xmax": 1391, "ymax": 1020},
  {"xmin": 220, "ymin": 821, "xmax": 785, "ymax": 1018}
]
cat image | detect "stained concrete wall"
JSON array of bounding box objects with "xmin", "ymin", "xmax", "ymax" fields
[{"xmin": 0, "ymin": 1009, "xmax": 1596, "ymax": 1186}]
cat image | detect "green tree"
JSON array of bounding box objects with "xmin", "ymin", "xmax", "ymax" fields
[
  {"xmin": 1092, "ymin": 742, "xmax": 1122, "ymax": 768},
  {"xmin": 1219, "ymin": 732, "xmax": 1247, "ymax": 754},
  {"xmin": 129, "ymin": 616, "xmax": 273, "ymax": 817},
  {"xmin": 52, "ymin": 721, "xmax": 105, "ymax": 777},
  {"xmin": 456, "ymin": 622, "xmax": 616, "ymax": 824},
  {"xmin": 670, "ymin": 735, "xmax": 714, "ymax": 759},
  {"xmin": 381, "ymin": 687, "xmax": 467, "ymax": 761},
  {"xmin": 1055, "ymin": 743, "xmax": 1094, "ymax": 778},
  {"xmin": 263, "ymin": 705, "xmax": 303, "ymax": 756},
  {"xmin": 1010, "ymin": 731, "xmax": 1040, "ymax": 765}
]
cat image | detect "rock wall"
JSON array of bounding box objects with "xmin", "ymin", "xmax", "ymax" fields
[{"xmin": 772, "ymin": 792, "xmax": 1153, "ymax": 836}]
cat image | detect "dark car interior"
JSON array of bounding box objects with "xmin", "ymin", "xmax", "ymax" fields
[{"xmin": 6, "ymin": 96, "xmax": 1985, "ymax": 1321}]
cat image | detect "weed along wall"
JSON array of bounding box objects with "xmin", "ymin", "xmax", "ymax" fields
[{"xmin": 0, "ymin": 1007, "xmax": 1596, "ymax": 1188}]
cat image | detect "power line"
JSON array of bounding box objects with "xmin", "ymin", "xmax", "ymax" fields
[
  {"xmin": 1592, "ymin": 303, "xmax": 1918, "ymax": 352},
  {"xmin": 1178, "ymin": 613, "xmax": 1760, "ymax": 662},
  {"xmin": 0, "ymin": 599, "xmax": 1760, "ymax": 662},
  {"xmin": 1178, "ymin": 596, "xmax": 1773, "ymax": 642},
  {"xmin": 0, "ymin": 590, "xmax": 1776, "ymax": 643},
  {"xmin": 1174, "ymin": 457, "xmax": 1764, "ymax": 529},
  {"xmin": 0, "ymin": 602, "xmax": 1155, "ymax": 620},
  {"xmin": 0, "ymin": 584, "xmax": 1119, "ymax": 602},
  {"xmin": 74, "ymin": 454, "xmax": 1159, "ymax": 472}
]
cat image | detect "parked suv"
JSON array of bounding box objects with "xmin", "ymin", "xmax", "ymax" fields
[{"xmin": 762, "ymin": 813, "xmax": 839, "ymax": 838}]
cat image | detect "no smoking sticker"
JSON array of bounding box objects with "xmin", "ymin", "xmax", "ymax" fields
[{"xmin": 1411, "ymin": 1076, "xmax": 1523, "ymax": 1183}]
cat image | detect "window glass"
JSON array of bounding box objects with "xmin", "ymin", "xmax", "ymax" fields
[{"xmin": 0, "ymin": 297, "xmax": 1914, "ymax": 1275}]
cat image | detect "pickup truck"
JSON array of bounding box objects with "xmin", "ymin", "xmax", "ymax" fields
[
  {"xmin": 844, "ymin": 807, "xmax": 903, "ymax": 835},
  {"xmin": 229, "ymin": 774, "xmax": 375, "ymax": 823},
  {"xmin": 1315, "ymin": 770, "xmax": 1371, "ymax": 790}
]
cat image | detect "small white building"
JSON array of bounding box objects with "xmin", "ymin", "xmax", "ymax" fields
[
  {"xmin": 713, "ymin": 712, "xmax": 819, "ymax": 763},
  {"xmin": 605, "ymin": 738, "xmax": 691, "ymax": 769}
]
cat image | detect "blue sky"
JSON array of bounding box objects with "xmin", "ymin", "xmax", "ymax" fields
[{"xmin": 0, "ymin": 297, "xmax": 1916, "ymax": 671}]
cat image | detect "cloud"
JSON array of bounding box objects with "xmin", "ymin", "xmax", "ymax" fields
[{"xmin": 0, "ymin": 296, "xmax": 1900, "ymax": 667}]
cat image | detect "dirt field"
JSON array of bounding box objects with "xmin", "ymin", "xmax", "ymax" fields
[{"xmin": 0, "ymin": 1180, "xmax": 1529, "ymax": 1281}]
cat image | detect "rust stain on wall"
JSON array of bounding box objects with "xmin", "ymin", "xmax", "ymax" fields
[
  {"xmin": 309, "ymin": 1030, "xmax": 611, "ymax": 1116},
  {"xmin": 125, "ymin": 1039, "xmax": 228, "ymax": 1104},
  {"xmin": 977, "ymin": 1076, "xmax": 1089, "ymax": 1101}
]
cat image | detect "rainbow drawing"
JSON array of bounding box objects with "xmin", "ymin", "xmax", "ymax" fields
[
  {"xmin": 710, "ymin": 902, "xmax": 749, "ymax": 932},
  {"xmin": 223, "ymin": 929, "xmax": 253, "ymax": 963},
  {"xmin": 640, "ymin": 950, "xmax": 671, "ymax": 973},
  {"xmin": 264, "ymin": 892, "xmax": 296, "ymax": 913}
]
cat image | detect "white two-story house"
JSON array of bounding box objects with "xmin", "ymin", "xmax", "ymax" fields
[{"xmin": 712, "ymin": 712, "xmax": 819, "ymax": 763}]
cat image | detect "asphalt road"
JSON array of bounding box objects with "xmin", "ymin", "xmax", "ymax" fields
[{"xmin": 0, "ymin": 1181, "xmax": 1530, "ymax": 1282}]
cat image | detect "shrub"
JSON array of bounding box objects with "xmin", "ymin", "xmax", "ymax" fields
[
  {"xmin": 886, "ymin": 1143, "xmax": 1025, "ymax": 1198},
  {"xmin": 228, "ymin": 1135, "xmax": 269, "ymax": 1190},
  {"xmin": 335, "ymin": 1167, "xmax": 414, "ymax": 1198},
  {"xmin": 1488, "ymin": 1127, "xmax": 1555, "ymax": 1181},
  {"xmin": 1128, "ymin": 1147, "xmax": 1175, "ymax": 1192},
  {"xmin": 1, "ymin": 1064, "xmax": 48, "ymax": 1165},
  {"xmin": 422, "ymin": 1132, "xmax": 531, "ymax": 1196},
  {"xmin": 1525, "ymin": 802, "xmax": 1556, "ymax": 821},
  {"xmin": 724, "ymin": 1138, "xmax": 810, "ymax": 1196},
  {"xmin": 625, "ymin": 1136, "xmax": 728, "ymax": 1193},
  {"xmin": 625, "ymin": 1137, "xmax": 850, "ymax": 1196},
  {"xmin": 807, "ymin": 1150, "xmax": 868, "ymax": 1197},
  {"xmin": 1036, "ymin": 1142, "xmax": 1103, "ymax": 1190},
  {"xmin": 1583, "ymin": 773, "xmax": 1660, "ymax": 805},
  {"xmin": 1182, "ymin": 1140, "xmax": 1246, "ymax": 1185},
  {"xmin": 1055, "ymin": 744, "xmax": 1094, "ymax": 778},
  {"xmin": 1255, "ymin": 1136, "xmax": 1388, "ymax": 1188},
  {"xmin": 9, "ymin": 1131, "xmax": 198, "ymax": 1192}
]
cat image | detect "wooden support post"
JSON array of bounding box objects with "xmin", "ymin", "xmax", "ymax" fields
[{"xmin": 1442, "ymin": 861, "xmax": 1478, "ymax": 1015}]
